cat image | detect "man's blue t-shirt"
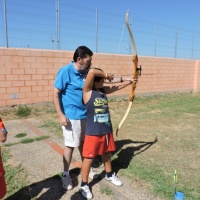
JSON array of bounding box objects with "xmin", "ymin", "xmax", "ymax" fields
[{"xmin": 54, "ymin": 61, "xmax": 87, "ymax": 120}]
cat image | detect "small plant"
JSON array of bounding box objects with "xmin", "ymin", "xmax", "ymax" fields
[
  {"xmin": 41, "ymin": 120, "xmax": 61, "ymax": 135},
  {"xmin": 20, "ymin": 136, "xmax": 49, "ymax": 144},
  {"xmin": 2, "ymin": 150, "xmax": 27, "ymax": 197},
  {"xmin": 5, "ymin": 136, "xmax": 50, "ymax": 146},
  {"xmin": 20, "ymin": 138, "xmax": 34, "ymax": 144},
  {"xmin": 100, "ymin": 186, "xmax": 113, "ymax": 195},
  {"xmin": 15, "ymin": 105, "xmax": 31, "ymax": 117},
  {"xmin": 15, "ymin": 133, "xmax": 27, "ymax": 138},
  {"xmin": 34, "ymin": 135, "xmax": 49, "ymax": 141}
]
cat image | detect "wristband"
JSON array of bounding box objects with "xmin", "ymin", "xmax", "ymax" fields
[{"xmin": 2, "ymin": 127, "xmax": 7, "ymax": 134}]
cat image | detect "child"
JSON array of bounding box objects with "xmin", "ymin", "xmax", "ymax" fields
[
  {"xmin": 80, "ymin": 68, "xmax": 136, "ymax": 199},
  {"xmin": 0, "ymin": 117, "xmax": 8, "ymax": 200}
]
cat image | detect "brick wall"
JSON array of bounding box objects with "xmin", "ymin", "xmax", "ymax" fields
[{"xmin": 0, "ymin": 48, "xmax": 199, "ymax": 106}]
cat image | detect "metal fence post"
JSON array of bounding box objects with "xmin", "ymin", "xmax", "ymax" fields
[
  {"xmin": 175, "ymin": 28, "xmax": 179, "ymax": 58},
  {"xmin": 3, "ymin": 0, "xmax": 8, "ymax": 48},
  {"xmin": 191, "ymin": 33, "xmax": 194, "ymax": 59},
  {"xmin": 154, "ymin": 23, "xmax": 157, "ymax": 56},
  {"xmin": 56, "ymin": 0, "xmax": 60, "ymax": 50},
  {"xmin": 96, "ymin": 9, "xmax": 98, "ymax": 53}
]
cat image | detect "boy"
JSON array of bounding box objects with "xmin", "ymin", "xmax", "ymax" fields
[{"xmin": 80, "ymin": 68, "xmax": 136, "ymax": 199}]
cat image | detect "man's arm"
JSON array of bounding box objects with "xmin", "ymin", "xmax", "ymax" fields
[{"xmin": 53, "ymin": 87, "xmax": 69, "ymax": 126}]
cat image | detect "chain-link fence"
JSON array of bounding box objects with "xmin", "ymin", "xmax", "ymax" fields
[{"xmin": 0, "ymin": 0, "xmax": 200, "ymax": 59}]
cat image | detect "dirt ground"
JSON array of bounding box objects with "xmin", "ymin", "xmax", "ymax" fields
[
  {"xmin": 2, "ymin": 92, "xmax": 200, "ymax": 199},
  {"xmin": 1, "ymin": 102, "xmax": 166, "ymax": 200}
]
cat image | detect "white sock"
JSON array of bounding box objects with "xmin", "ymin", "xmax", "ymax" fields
[{"xmin": 63, "ymin": 171, "xmax": 69, "ymax": 176}]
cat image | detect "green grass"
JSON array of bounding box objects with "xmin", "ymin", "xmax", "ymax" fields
[
  {"xmin": 111, "ymin": 92, "xmax": 200, "ymax": 199},
  {"xmin": 41, "ymin": 120, "xmax": 61, "ymax": 135},
  {"xmin": 15, "ymin": 105, "xmax": 31, "ymax": 117},
  {"xmin": 5, "ymin": 136, "xmax": 50, "ymax": 146},
  {"xmin": 100, "ymin": 186, "xmax": 113, "ymax": 195},
  {"xmin": 2, "ymin": 149, "xmax": 28, "ymax": 197},
  {"xmin": 15, "ymin": 133, "xmax": 27, "ymax": 138},
  {"xmin": 1, "ymin": 92, "xmax": 200, "ymax": 199}
]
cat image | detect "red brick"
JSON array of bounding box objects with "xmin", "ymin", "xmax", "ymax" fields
[
  {"xmin": 0, "ymin": 75, "xmax": 6, "ymax": 81},
  {"xmin": 11, "ymin": 81, "xmax": 24, "ymax": 87},
  {"xmin": 19, "ymin": 75, "xmax": 31, "ymax": 80},
  {"xmin": 6, "ymin": 75, "xmax": 19, "ymax": 81},
  {"xmin": 12, "ymin": 69, "xmax": 25, "ymax": 75},
  {"xmin": 32, "ymin": 75, "xmax": 43, "ymax": 80},
  {"xmin": 25, "ymin": 80, "xmax": 37, "ymax": 86},
  {"xmin": 6, "ymin": 87, "xmax": 19, "ymax": 93},
  {"xmin": 20, "ymin": 87, "xmax": 32, "ymax": 92},
  {"xmin": 32, "ymin": 86, "xmax": 43, "ymax": 92},
  {"xmin": 25, "ymin": 68, "xmax": 37, "ymax": 74}
]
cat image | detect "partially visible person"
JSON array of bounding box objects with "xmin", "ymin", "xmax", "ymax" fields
[
  {"xmin": 0, "ymin": 117, "xmax": 8, "ymax": 200},
  {"xmin": 53, "ymin": 46, "xmax": 98, "ymax": 191},
  {"xmin": 80, "ymin": 68, "xmax": 137, "ymax": 199}
]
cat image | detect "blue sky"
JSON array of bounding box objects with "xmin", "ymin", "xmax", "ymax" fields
[
  {"xmin": 0, "ymin": 0, "xmax": 200, "ymax": 58},
  {"xmin": 78, "ymin": 0, "xmax": 200, "ymax": 32}
]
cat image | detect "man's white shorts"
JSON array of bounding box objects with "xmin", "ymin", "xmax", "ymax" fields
[{"xmin": 62, "ymin": 119, "xmax": 86, "ymax": 148}]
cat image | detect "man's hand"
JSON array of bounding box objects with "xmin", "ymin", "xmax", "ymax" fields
[{"xmin": 59, "ymin": 114, "xmax": 70, "ymax": 126}]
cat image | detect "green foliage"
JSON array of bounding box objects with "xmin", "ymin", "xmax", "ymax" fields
[
  {"xmin": 100, "ymin": 186, "xmax": 113, "ymax": 195},
  {"xmin": 34, "ymin": 135, "xmax": 49, "ymax": 141},
  {"xmin": 2, "ymin": 150, "xmax": 27, "ymax": 197},
  {"xmin": 20, "ymin": 138, "xmax": 35, "ymax": 143},
  {"xmin": 5, "ymin": 136, "xmax": 50, "ymax": 146},
  {"xmin": 15, "ymin": 133, "xmax": 27, "ymax": 138},
  {"xmin": 41, "ymin": 120, "xmax": 61, "ymax": 135},
  {"xmin": 112, "ymin": 92, "xmax": 200, "ymax": 200},
  {"xmin": 15, "ymin": 105, "xmax": 31, "ymax": 117}
]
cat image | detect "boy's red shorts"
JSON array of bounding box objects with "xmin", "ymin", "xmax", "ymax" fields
[
  {"xmin": 82, "ymin": 133, "xmax": 116, "ymax": 158},
  {"xmin": 0, "ymin": 155, "xmax": 6, "ymax": 199}
]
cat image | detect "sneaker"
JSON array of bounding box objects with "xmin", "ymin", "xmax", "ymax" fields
[
  {"xmin": 79, "ymin": 184, "xmax": 93, "ymax": 199},
  {"xmin": 89, "ymin": 167, "xmax": 99, "ymax": 179},
  {"xmin": 105, "ymin": 172, "xmax": 123, "ymax": 186},
  {"xmin": 61, "ymin": 174, "xmax": 72, "ymax": 190}
]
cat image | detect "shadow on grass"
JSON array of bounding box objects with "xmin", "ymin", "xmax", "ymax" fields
[
  {"xmin": 5, "ymin": 168, "xmax": 81, "ymax": 200},
  {"xmin": 6, "ymin": 139, "xmax": 157, "ymax": 200},
  {"xmin": 91, "ymin": 137, "xmax": 158, "ymax": 175},
  {"xmin": 112, "ymin": 137, "xmax": 158, "ymax": 173},
  {"xmin": 68, "ymin": 138, "xmax": 158, "ymax": 199}
]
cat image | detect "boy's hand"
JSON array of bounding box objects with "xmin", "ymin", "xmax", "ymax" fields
[{"xmin": 106, "ymin": 73, "xmax": 114, "ymax": 82}]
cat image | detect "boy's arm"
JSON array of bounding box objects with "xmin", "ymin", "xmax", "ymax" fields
[
  {"xmin": 83, "ymin": 69, "xmax": 113, "ymax": 103},
  {"xmin": 103, "ymin": 80, "xmax": 132, "ymax": 94},
  {"xmin": 104, "ymin": 78, "xmax": 138, "ymax": 94}
]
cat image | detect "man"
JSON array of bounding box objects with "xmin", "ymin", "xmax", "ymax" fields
[{"xmin": 54, "ymin": 46, "xmax": 98, "ymax": 190}]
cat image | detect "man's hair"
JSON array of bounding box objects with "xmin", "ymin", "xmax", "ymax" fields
[{"xmin": 73, "ymin": 46, "xmax": 93, "ymax": 62}]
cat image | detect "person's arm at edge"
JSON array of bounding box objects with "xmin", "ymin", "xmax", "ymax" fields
[{"xmin": 0, "ymin": 118, "xmax": 7, "ymax": 143}]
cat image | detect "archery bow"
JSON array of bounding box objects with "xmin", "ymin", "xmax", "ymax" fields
[{"xmin": 116, "ymin": 10, "xmax": 142, "ymax": 136}]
